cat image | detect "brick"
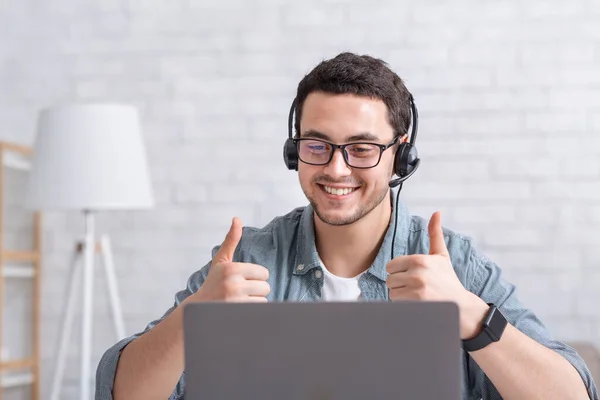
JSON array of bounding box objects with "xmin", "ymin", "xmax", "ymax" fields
[
  {"xmin": 187, "ymin": 4, "xmax": 282, "ymax": 30},
  {"xmin": 396, "ymin": 25, "xmax": 464, "ymax": 45},
  {"xmin": 214, "ymin": 52, "xmax": 286, "ymax": 75},
  {"xmin": 548, "ymin": 89, "xmax": 600, "ymax": 109},
  {"xmin": 496, "ymin": 67, "xmax": 563, "ymax": 87},
  {"xmin": 141, "ymin": 121, "xmax": 184, "ymax": 144},
  {"xmin": 416, "ymin": 159, "xmax": 491, "ymax": 180},
  {"xmin": 590, "ymin": 112, "xmax": 600, "ymax": 130},
  {"xmin": 515, "ymin": 204, "xmax": 561, "ymax": 226},
  {"xmin": 492, "ymin": 157, "xmax": 561, "ymax": 178},
  {"xmin": 525, "ymin": 111, "xmax": 586, "ymax": 132},
  {"xmin": 229, "ymin": 76, "xmax": 293, "ymax": 96},
  {"xmin": 405, "ymin": 181, "xmax": 532, "ymax": 202},
  {"xmin": 543, "ymin": 135, "xmax": 600, "ymax": 156},
  {"xmin": 450, "ymin": 205, "xmax": 518, "ymax": 224},
  {"xmin": 182, "ymin": 116, "xmax": 251, "ymax": 141},
  {"xmin": 483, "ymin": 249, "xmax": 585, "ymax": 270},
  {"xmin": 237, "ymin": 95, "xmax": 293, "ymax": 116},
  {"xmin": 519, "ymin": 43, "xmax": 595, "ymax": 65},
  {"xmin": 522, "ymin": 1, "xmax": 585, "ymax": 18},
  {"xmin": 167, "ymin": 162, "xmax": 228, "ymax": 184},
  {"xmin": 549, "ymin": 226, "xmax": 600, "ymax": 246},
  {"xmin": 563, "ymin": 68, "xmax": 599, "ymax": 88},
  {"xmin": 231, "ymin": 162, "xmax": 291, "ymax": 183},
  {"xmin": 574, "ymin": 271, "xmax": 600, "ymax": 317},
  {"xmin": 533, "ymin": 181, "xmax": 600, "ymax": 201},
  {"xmin": 121, "ymin": 32, "xmax": 237, "ymax": 54},
  {"xmin": 592, "ymin": 206, "xmax": 600, "ymax": 223},
  {"xmin": 407, "ymin": 68, "xmax": 494, "ymax": 90},
  {"xmin": 249, "ymin": 116, "xmax": 287, "ymax": 140},
  {"xmin": 557, "ymin": 205, "xmax": 594, "ymax": 228},
  {"xmin": 146, "ymin": 143, "xmax": 209, "ymax": 168},
  {"xmin": 421, "ymin": 138, "xmax": 541, "ymax": 157},
  {"xmin": 74, "ymin": 80, "xmax": 108, "ymax": 98},
  {"xmin": 543, "ymin": 317, "xmax": 597, "ymax": 342},
  {"xmin": 560, "ymin": 158, "xmax": 600, "ymax": 178},
  {"xmin": 127, "ymin": 204, "xmax": 258, "ymax": 231},
  {"xmin": 173, "ymin": 184, "xmax": 209, "ymax": 204},
  {"xmin": 417, "ymin": 90, "xmax": 550, "ymax": 113},
  {"xmin": 211, "ymin": 141, "xmax": 282, "ymax": 162},
  {"xmin": 282, "ymin": 5, "xmax": 345, "ymax": 27},
  {"xmin": 208, "ymin": 183, "xmax": 270, "ymax": 203},
  {"xmin": 160, "ymin": 55, "xmax": 221, "ymax": 77},
  {"xmin": 410, "ymin": 2, "xmax": 519, "ymax": 24},
  {"xmin": 450, "ymin": 45, "xmax": 518, "ymax": 66},
  {"xmin": 511, "ymin": 271, "xmax": 577, "ymax": 317},
  {"xmin": 127, "ymin": 0, "xmax": 183, "ymax": 12},
  {"xmin": 482, "ymin": 228, "xmax": 548, "ymax": 248},
  {"xmin": 452, "ymin": 113, "xmax": 523, "ymax": 135},
  {"xmin": 500, "ymin": 65, "xmax": 600, "ymax": 89},
  {"xmin": 345, "ymin": 2, "xmax": 411, "ymax": 24},
  {"xmin": 388, "ymin": 47, "xmax": 449, "ymax": 68}
]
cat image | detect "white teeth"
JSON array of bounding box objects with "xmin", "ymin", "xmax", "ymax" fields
[{"xmin": 323, "ymin": 186, "xmax": 356, "ymax": 196}]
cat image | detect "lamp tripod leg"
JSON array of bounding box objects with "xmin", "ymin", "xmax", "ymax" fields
[
  {"xmin": 99, "ymin": 235, "xmax": 126, "ymax": 340},
  {"xmin": 50, "ymin": 244, "xmax": 82, "ymax": 400},
  {"xmin": 80, "ymin": 213, "xmax": 95, "ymax": 400}
]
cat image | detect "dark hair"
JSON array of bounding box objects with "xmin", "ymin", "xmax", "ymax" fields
[{"xmin": 293, "ymin": 52, "xmax": 412, "ymax": 139}]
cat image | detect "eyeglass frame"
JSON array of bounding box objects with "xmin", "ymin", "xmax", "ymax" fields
[{"xmin": 292, "ymin": 136, "xmax": 400, "ymax": 169}]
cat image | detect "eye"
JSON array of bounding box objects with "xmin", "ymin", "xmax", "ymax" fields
[
  {"xmin": 305, "ymin": 141, "xmax": 330, "ymax": 153},
  {"xmin": 347, "ymin": 144, "xmax": 377, "ymax": 157}
]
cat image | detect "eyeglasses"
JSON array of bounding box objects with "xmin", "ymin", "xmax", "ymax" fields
[{"xmin": 294, "ymin": 137, "xmax": 399, "ymax": 169}]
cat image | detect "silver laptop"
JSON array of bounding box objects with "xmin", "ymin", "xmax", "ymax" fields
[{"xmin": 183, "ymin": 301, "xmax": 462, "ymax": 400}]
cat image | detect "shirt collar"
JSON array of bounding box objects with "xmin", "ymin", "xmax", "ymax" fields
[{"xmin": 293, "ymin": 188, "xmax": 411, "ymax": 282}]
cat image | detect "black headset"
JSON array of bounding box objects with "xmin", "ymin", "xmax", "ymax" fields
[{"xmin": 283, "ymin": 93, "xmax": 421, "ymax": 188}]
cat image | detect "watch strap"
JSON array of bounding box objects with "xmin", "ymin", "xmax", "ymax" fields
[{"xmin": 462, "ymin": 303, "xmax": 507, "ymax": 352}]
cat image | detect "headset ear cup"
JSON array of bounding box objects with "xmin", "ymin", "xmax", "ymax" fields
[
  {"xmin": 283, "ymin": 138, "xmax": 299, "ymax": 171},
  {"xmin": 394, "ymin": 143, "xmax": 419, "ymax": 177}
]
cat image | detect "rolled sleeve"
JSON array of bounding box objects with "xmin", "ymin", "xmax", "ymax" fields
[
  {"xmin": 95, "ymin": 260, "xmax": 212, "ymax": 400},
  {"xmin": 95, "ymin": 336, "xmax": 142, "ymax": 400},
  {"xmin": 467, "ymin": 250, "xmax": 599, "ymax": 400}
]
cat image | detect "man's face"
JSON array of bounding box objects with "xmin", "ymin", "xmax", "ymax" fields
[{"xmin": 297, "ymin": 92, "xmax": 402, "ymax": 226}]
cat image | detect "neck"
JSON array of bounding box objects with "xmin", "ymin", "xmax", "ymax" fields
[{"xmin": 314, "ymin": 192, "xmax": 393, "ymax": 278}]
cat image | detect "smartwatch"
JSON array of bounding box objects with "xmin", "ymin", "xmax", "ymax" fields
[{"xmin": 462, "ymin": 303, "xmax": 507, "ymax": 352}]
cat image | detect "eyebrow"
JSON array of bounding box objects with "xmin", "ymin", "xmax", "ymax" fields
[{"xmin": 302, "ymin": 129, "xmax": 381, "ymax": 142}]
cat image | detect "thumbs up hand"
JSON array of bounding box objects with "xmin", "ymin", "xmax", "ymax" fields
[
  {"xmin": 386, "ymin": 212, "xmax": 489, "ymax": 340},
  {"xmin": 193, "ymin": 217, "xmax": 270, "ymax": 303}
]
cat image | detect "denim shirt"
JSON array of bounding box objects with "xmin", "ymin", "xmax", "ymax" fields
[{"xmin": 96, "ymin": 189, "xmax": 598, "ymax": 400}]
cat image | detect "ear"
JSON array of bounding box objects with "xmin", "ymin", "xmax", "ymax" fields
[{"xmin": 399, "ymin": 133, "xmax": 409, "ymax": 143}]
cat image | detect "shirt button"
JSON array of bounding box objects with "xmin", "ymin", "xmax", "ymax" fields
[
  {"xmin": 297, "ymin": 264, "xmax": 304, "ymax": 271},
  {"xmin": 315, "ymin": 270, "xmax": 323, "ymax": 279}
]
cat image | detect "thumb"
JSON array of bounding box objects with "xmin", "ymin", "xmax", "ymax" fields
[
  {"xmin": 428, "ymin": 211, "xmax": 449, "ymax": 257},
  {"xmin": 214, "ymin": 217, "xmax": 243, "ymax": 263}
]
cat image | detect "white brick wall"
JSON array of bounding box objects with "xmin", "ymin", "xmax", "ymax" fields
[{"xmin": 1, "ymin": 0, "xmax": 599, "ymax": 398}]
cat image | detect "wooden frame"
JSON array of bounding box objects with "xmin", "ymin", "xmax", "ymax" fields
[{"xmin": 0, "ymin": 141, "xmax": 41, "ymax": 400}]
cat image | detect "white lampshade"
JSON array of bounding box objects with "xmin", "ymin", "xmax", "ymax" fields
[{"xmin": 26, "ymin": 103, "xmax": 154, "ymax": 211}]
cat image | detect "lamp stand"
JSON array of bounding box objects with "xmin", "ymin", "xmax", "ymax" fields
[{"xmin": 50, "ymin": 211, "xmax": 126, "ymax": 400}]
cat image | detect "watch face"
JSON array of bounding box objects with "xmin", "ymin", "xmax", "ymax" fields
[{"xmin": 486, "ymin": 308, "xmax": 507, "ymax": 341}]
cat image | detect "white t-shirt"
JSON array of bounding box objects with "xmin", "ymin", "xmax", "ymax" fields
[{"xmin": 319, "ymin": 264, "xmax": 364, "ymax": 301}]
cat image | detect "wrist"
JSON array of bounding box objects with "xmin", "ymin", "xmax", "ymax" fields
[
  {"xmin": 460, "ymin": 292, "xmax": 491, "ymax": 340},
  {"xmin": 170, "ymin": 295, "xmax": 197, "ymax": 337}
]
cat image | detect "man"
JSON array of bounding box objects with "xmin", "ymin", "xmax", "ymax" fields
[{"xmin": 96, "ymin": 52, "xmax": 598, "ymax": 400}]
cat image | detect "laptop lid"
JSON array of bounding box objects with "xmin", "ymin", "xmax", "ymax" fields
[{"xmin": 183, "ymin": 301, "xmax": 462, "ymax": 400}]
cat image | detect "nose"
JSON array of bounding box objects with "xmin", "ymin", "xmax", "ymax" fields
[{"xmin": 323, "ymin": 148, "xmax": 352, "ymax": 177}]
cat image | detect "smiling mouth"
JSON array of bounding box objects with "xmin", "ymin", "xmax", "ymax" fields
[{"xmin": 318, "ymin": 184, "xmax": 360, "ymax": 197}]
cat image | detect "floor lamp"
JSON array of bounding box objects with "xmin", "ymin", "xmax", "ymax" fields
[{"xmin": 24, "ymin": 104, "xmax": 155, "ymax": 400}]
